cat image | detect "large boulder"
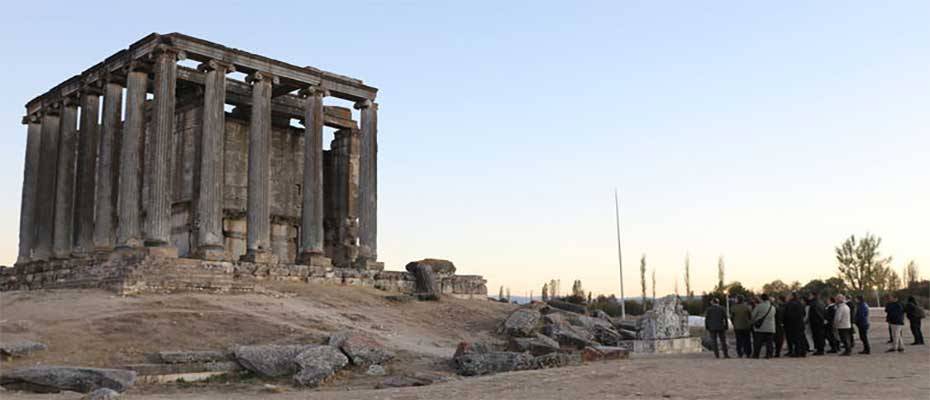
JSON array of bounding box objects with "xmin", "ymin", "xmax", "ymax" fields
[
  {"xmin": 233, "ymin": 345, "xmax": 314, "ymax": 377},
  {"xmin": 328, "ymin": 331, "xmax": 394, "ymax": 366},
  {"xmin": 408, "ymin": 264, "xmax": 440, "ymax": 300},
  {"xmin": 292, "ymin": 345, "xmax": 349, "ymax": 387},
  {"xmin": 542, "ymin": 314, "xmax": 595, "ymax": 349},
  {"xmin": 453, "ymin": 341, "xmax": 492, "ymax": 359},
  {"xmin": 508, "ymin": 334, "xmax": 561, "ymax": 356},
  {"xmin": 500, "ymin": 308, "xmax": 541, "ymax": 337},
  {"xmin": 405, "ymin": 259, "xmax": 456, "ymax": 275},
  {"xmin": 453, "ymin": 351, "xmax": 536, "ymax": 376},
  {"xmin": 0, "ymin": 366, "xmax": 136, "ymax": 393},
  {"xmin": 0, "ymin": 340, "xmax": 48, "ymax": 358}
]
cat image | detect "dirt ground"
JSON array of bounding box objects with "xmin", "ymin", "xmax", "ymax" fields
[{"xmin": 1, "ymin": 286, "xmax": 928, "ymax": 399}]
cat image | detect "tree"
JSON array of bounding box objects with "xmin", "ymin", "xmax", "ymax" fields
[
  {"xmin": 651, "ymin": 268, "xmax": 656, "ymax": 303},
  {"xmin": 640, "ymin": 254, "xmax": 647, "ymax": 305},
  {"xmin": 684, "ymin": 254, "xmax": 692, "ymax": 299},
  {"xmin": 587, "ymin": 291, "xmax": 592, "ymax": 304},
  {"xmin": 725, "ymin": 281, "xmax": 754, "ymax": 300},
  {"xmin": 762, "ymin": 279, "xmax": 791, "ymax": 297},
  {"xmin": 506, "ymin": 287, "xmax": 511, "ymax": 303},
  {"xmin": 499, "ymin": 286, "xmax": 504, "ymax": 301},
  {"xmin": 572, "ymin": 280, "xmax": 585, "ymax": 298},
  {"xmin": 717, "ymin": 256, "xmax": 725, "ymax": 292},
  {"xmin": 549, "ymin": 279, "xmax": 559, "ymax": 298},
  {"xmin": 800, "ymin": 278, "xmax": 846, "ymax": 300},
  {"xmin": 836, "ymin": 234, "xmax": 891, "ymax": 298},
  {"xmin": 541, "ymin": 283, "xmax": 549, "ymax": 301},
  {"xmin": 904, "ymin": 260, "xmax": 920, "ymax": 288},
  {"xmin": 875, "ymin": 266, "xmax": 901, "ymax": 296}
]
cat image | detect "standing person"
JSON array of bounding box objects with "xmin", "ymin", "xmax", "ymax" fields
[
  {"xmin": 751, "ymin": 294, "xmax": 777, "ymax": 358},
  {"xmin": 885, "ymin": 296, "xmax": 895, "ymax": 344},
  {"xmin": 886, "ymin": 295, "xmax": 906, "ymax": 352},
  {"xmin": 825, "ymin": 297, "xmax": 840, "ymax": 353},
  {"xmin": 802, "ymin": 301, "xmax": 813, "ymax": 353},
  {"xmin": 807, "ymin": 292, "xmax": 826, "ymax": 355},
  {"xmin": 705, "ymin": 298, "xmax": 730, "ymax": 358},
  {"xmin": 783, "ymin": 292, "xmax": 807, "ymax": 357},
  {"xmin": 854, "ymin": 295, "xmax": 871, "ymax": 354},
  {"xmin": 834, "ymin": 294, "xmax": 853, "ymax": 356},
  {"xmin": 904, "ymin": 296, "xmax": 925, "ymax": 345},
  {"xmin": 774, "ymin": 295, "xmax": 787, "ymax": 357},
  {"xmin": 846, "ymin": 296, "xmax": 857, "ymax": 348},
  {"xmin": 730, "ymin": 295, "xmax": 753, "ymax": 358}
]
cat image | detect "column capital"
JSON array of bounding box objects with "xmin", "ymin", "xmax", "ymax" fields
[
  {"xmin": 41, "ymin": 101, "xmax": 62, "ymax": 116},
  {"xmin": 246, "ymin": 71, "xmax": 279, "ymax": 85},
  {"xmin": 353, "ymin": 99, "xmax": 373, "ymax": 110},
  {"xmin": 124, "ymin": 59, "xmax": 153, "ymax": 74},
  {"xmin": 62, "ymin": 94, "xmax": 81, "ymax": 108},
  {"xmin": 152, "ymin": 44, "xmax": 186, "ymax": 61},
  {"xmin": 299, "ymin": 85, "xmax": 330, "ymax": 98},
  {"xmin": 198, "ymin": 59, "xmax": 236, "ymax": 73},
  {"xmin": 22, "ymin": 112, "xmax": 42, "ymax": 125},
  {"xmin": 80, "ymin": 80, "xmax": 105, "ymax": 96}
]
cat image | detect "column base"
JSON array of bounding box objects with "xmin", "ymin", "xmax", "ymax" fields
[
  {"xmin": 195, "ymin": 245, "xmax": 228, "ymax": 261},
  {"xmin": 353, "ymin": 258, "xmax": 384, "ymax": 271},
  {"xmin": 296, "ymin": 252, "xmax": 332, "ymax": 268},
  {"xmin": 240, "ymin": 249, "xmax": 278, "ymax": 264},
  {"xmin": 95, "ymin": 246, "xmax": 115, "ymax": 256},
  {"xmin": 143, "ymin": 245, "xmax": 178, "ymax": 258},
  {"xmin": 70, "ymin": 248, "xmax": 94, "ymax": 259},
  {"xmin": 116, "ymin": 238, "xmax": 145, "ymax": 249}
]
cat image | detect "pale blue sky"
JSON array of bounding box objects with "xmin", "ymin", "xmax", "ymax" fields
[{"xmin": 1, "ymin": 1, "xmax": 927, "ymax": 297}]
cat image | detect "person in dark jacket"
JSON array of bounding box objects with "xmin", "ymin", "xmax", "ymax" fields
[
  {"xmin": 774, "ymin": 295, "xmax": 787, "ymax": 357},
  {"xmin": 847, "ymin": 297, "xmax": 857, "ymax": 348},
  {"xmin": 825, "ymin": 297, "xmax": 840, "ymax": 353},
  {"xmin": 783, "ymin": 292, "xmax": 807, "ymax": 357},
  {"xmin": 730, "ymin": 295, "xmax": 753, "ymax": 358},
  {"xmin": 806, "ymin": 292, "xmax": 826, "ymax": 355},
  {"xmin": 705, "ymin": 298, "xmax": 730, "ymax": 358},
  {"xmin": 854, "ymin": 295, "xmax": 870, "ymax": 354},
  {"xmin": 904, "ymin": 296, "xmax": 925, "ymax": 345},
  {"xmin": 886, "ymin": 295, "xmax": 906, "ymax": 352}
]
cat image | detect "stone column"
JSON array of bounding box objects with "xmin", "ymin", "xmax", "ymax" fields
[
  {"xmin": 355, "ymin": 100, "xmax": 378, "ymax": 263},
  {"xmin": 116, "ymin": 67, "xmax": 148, "ymax": 248},
  {"xmin": 73, "ymin": 87, "xmax": 101, "ymax": 256},
  {"xmin": 240, "ymin": 71, "xmax": 277, "ymax": 264},
  {"xmin": 297, "ymin": 86, "xmax": 329, "ymax": 266},
  {"xmin": 17, "ymin": 113, "xmax": 43, "ymax": 264},
  {"xmin": 32, "ymin": 106, "xmax": 61, "ymax": 261},
  {"xmin": 93, "ymin": 80, "xmax": 123, "ymax": 252},
  {"xmin": 195, "ymin": 60, "xmax": 233, "ymax": 260},
  {"xmin": 51, "ymin": 97, "xmax": 79, "ymax": 258},
  {"xmin": 143, "ymin": 46, "xmax": 179, "ymax": 255}
]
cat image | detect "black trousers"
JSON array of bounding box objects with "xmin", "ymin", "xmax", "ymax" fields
[
  {"xmin": 786, "ymin": 325, "xmax": 806, "ymax": 356},
  {"xmin": 752, "ymin": 332, "xmax": 774, "ymax": 358},
  {"xmin": 774, "ymin": 326, "xmax": 785, "ymax": 356},
  {"xmin": 856, "ymin": 324, "xmax": 870, "ymax": 352},
  {"xmin": 838, "ymin": 328, "xmax": 853, "ymax": 353},
  {"xmin": 709, "ymin": 329, "xmax": 728, "ymax": 357},
  {"xmin": 909, "ymin": 318, "xmax": 925, "ymax": 344},
  {"xmin": 734, "ymin": 329, "xmax": 753, "ymax": 357},
  {"xmin": 825, "ymin": 324, "xmax": 839, "ymax": 351},
  {"xmin": 811, "ymin": 324, "xmax": 825, "ymax": 353}
]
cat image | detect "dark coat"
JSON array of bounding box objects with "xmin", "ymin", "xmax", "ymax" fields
[
  {"xmin": 854, "ymin": 302, "xmax": 869, "ymax": 327},
  {"xmin": 825, "ymin": 303, "xmax": 837, "ymax": 327},
  {"xmin": 705, "ymin": 304, "xmax": 728, "ymax": 331},
  {"xmin": 905, "ymin": 302, "xmax": 924, "ymax": 320},
  {"xmin": 808, "ymin": 299, "xmax": 826, "ymax": 328},
  {"xmin": 783, "ymin": 299, "xmax": 806, "ymax": 328},
  {"xmin": 886, "ymin": 301, "xmax": 905, "ymax": 325}
]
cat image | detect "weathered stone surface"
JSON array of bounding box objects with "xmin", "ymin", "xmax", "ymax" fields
[
  {"xmin": 452, "ymin": 341, "xmax": 492, "ymax": 359},
  {"xmin": 292, "ymin": 345, "xmax": 349, "ymax": 387},
  {"xmin": 366, "ymin": 365, "xmax": 386, "ymax": 376},
  {"xmin": 500, "ymin": 308, "xmax": 541, "ymax": 337},
  {"xmin": 0, "ymin": 340, "xmax": 48, "ymax": 357},
  {"xmin": 508, "ymin": 334, "xmax": 561, "ymax": 356},
  {"xmin": 82, "ymin": 388, "xmax": 120, "ymax": 400},
  {"xmin": 581, "ymin": 345, "xmax": 630, "ymax": 362},
  {"xmin": 636, "ymin": 297, "xmax": 690, "ymax": 340},
  {"xmin": 534, "ymin": 352, "xmax": 582, "ymax": 369},
  {"xmin": 405, "ymin": 259, "xmax": 456, "ymax": 275},
  {"xmin": 233, "ymin": 345, "xmax": 313, "ymax": 377},
  {"xmin": 546, "ymin": 300, "xmax": 587, "ymax": 314},
  {"xmin": 0, "ymin": 366, "xmax": 136, "ymax": 393},
  {"xmin": 155, "ymin": 350, "xmax": 234, "ymax": 364},
  {"xmin": 542, "ymin": 313, "xmax": 595, "ymax": 349},
  {"xmin": 453, "ymin": 351, "xmax": 536, "ymax": 376},
  {"xmin": 328, "ymin": 331, "xmax": 394, "ymax": 366},
  {"xmin": 409, "ymin": 263, "xmax": 440, "ymax": 300}
]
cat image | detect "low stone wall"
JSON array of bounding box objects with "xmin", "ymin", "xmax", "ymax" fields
[{"xmin": 0, "ymin": 250, "xmax": 488, "ymax": 298}]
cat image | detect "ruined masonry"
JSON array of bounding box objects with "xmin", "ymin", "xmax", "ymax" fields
[{"xmin": 1, "ymin": 33, "xmax": 486, "ymax": 297}]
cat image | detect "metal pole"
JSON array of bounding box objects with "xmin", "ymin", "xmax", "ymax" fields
[{"xmin": 615, "ymin": 188, "xmax": 626, "ymax": 320}]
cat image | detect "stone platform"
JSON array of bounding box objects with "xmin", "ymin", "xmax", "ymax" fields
[
  {"xmin": 621, "ymin": 337, "xmax": 704, "ymax": 354},
  {"xmin": 0, "ymin": 250, "xmax": 487, "ymax": 298}
]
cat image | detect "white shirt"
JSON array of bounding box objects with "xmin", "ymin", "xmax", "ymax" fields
[{"xmin": 834, "ymin": 303, "xmax": 851, "ymax": 329}]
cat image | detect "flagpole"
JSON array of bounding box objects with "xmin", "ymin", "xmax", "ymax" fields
[{"xmin": 615, "ymin": 189, "xmax": 626, "ymax": 320}]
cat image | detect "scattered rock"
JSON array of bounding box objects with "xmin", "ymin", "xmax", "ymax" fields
[
  {"xmin": 292, "ymin": 345, "xmax": 349, "ymax": 387},
  {"xmin": 0, "ymin": 340, "xmax": 48, "ymax": 358},
  {"xmin": 508, "ymin": 334, "xmax": 561, "ymax": 356},
  {"xmin": 453, "ymin": 351, "xmax": 536, "ymax": 376},
  {"xmin": 0, "ymin": 366, "xmax": 136, "ymax": 393},
  {"xmin": 82, "ymin": 388, "xmax": 120, "ymax": 400},
  {"xmin": 452, "ymin": 341, "xmax": 492, "ymax": 359},
  {"xmin": 328, "ymin": 331, "xmax": 394, "ymax": 366},
  {"xmin": 233, "ymin": 345, "xmax": 314, "ymax": 378},
  {"xmin": 592, "ymin": 310, "xmax": 611, "ymax": 320},
  {"xmin": 546, "ymin": 300, "xmax": 587, "ymax": 314},
  {"xmin": 534, "ymin": 352, "xmax": 582, "ymax": 369},
  {"xmin": 405, "ymin": 258, "xmax": 456, "ymax": 275},
  {"xmin": 581, "ymin": 346, "xmax": 630, "ymax": 362},
  {"xmin": 408, "ymin": 264, "xmax": 440, "ymax": 301},
  {"xmin": 366, "ymin": 365, "xmax": 386, "ymax": 376},
  {"xmin": 500, "ymin": 308, "xmax": 541, "ymax": 337},
  {"xmin": 542, "ymin": 314, "xmax": 595, "ymax": 349}
]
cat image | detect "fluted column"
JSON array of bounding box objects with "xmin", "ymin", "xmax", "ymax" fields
[
  {"xmin": 93, "ymin": 80, "xmax": 123, "ymax": 252},
  {"xmin": 241, "ymin": 71, "xmax": 277, "ymax": 264},
  {"xmin": 33, "ymin": 105, "xmax": 61, "ymax": 261},
  {"xmin": 297, "ymin": 86, "xmax": 329, "ymax": 265},
  {"xmin": 195, "ymin": 60, "xmax": 233, "ymax": 260},
  {"xmin": 116, "ymin": 66, "xmax": 148, "ymax": 248},
  {"xmin": 73, "ymin": 87, "xmax": 101, "ymax": 256},
  {"xmin": 52, "ymin": 97, "xmax": 79, "ymax": 258},
  {"xmin": 143, "ymin": 46, "xmax": 178, "ymax": 254},
  {"xmin": 16, "ymin": 113, "xmax": 43, "ymax": 264},
  {"xmin": 355, "ymin": 99, "xmax": 378, "ymax": 262}
]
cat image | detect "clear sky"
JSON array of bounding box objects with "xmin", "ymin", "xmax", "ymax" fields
[{"xmin": 1, "ymin": 1, "xmax": 927, "ymax": 298}]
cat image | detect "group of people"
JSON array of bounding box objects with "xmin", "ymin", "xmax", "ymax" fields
[{"xmin": 704, "ymin": 292, "xmax": 925, "ymax": 359}]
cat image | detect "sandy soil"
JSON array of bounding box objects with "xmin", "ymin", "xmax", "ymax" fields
[{"xmin": 1, "ymin": 287, "xmax": 928, "ymax": 400}]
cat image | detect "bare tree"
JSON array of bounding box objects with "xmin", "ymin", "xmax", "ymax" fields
[
  {"xmin": 640, "ymin": 254, "xmax": 647, "ymax": 305},
  {"xmin": 684, "ymin": 254, "xmax": 692, "ymax": 299},
  {"xmin": 904, "ymin": 260, "xmax": 920, "ymax": 288},
  {"xmin": 651, "ymin": 268, "xmax": 656, "ymax": 303},
  {"xmin": 541, "ymin": 283, "xmax": 549, "ymax": 301},
  {"xmin": 499, "ymin": 286, "xmax": 504, "ymax": 301},
  {"xmin": 506, "ymin": 287, "xmax": 511, "ymax": 303},
  {"xmin": 717, "ymin": 256, "xmax": 725, "ymax": 292}
]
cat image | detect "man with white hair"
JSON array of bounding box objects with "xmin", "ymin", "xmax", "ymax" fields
[{"xmin": 834, "ymin": 294, "xmax": 853, "ymax": 356}]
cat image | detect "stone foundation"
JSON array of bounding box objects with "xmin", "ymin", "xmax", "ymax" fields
[
  {"xmin": 620, "ymin": 337, "xmax": 704, "ymax": 354},
  {"xmin": 0, "ymin": 252, "xmax": 487, "ymax": 298}
]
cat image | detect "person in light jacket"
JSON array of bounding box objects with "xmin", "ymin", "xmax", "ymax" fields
[
  {"xmin": 751, "ymin": 294, "xmax": 777, "ymax": 359},
  {"xmin": 833, "ymin": 294, "xmax": 852, "ymax": 356}
]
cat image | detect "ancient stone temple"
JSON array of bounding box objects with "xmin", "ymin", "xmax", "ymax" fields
[{"xmin": 1, "ymin": 33, "xmax": 486, "ymax": 298}]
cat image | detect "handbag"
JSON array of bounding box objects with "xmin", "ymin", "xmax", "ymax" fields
[{"xmin": 753, "ymin": 304, "xmax": 773, "ymax": 329}]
